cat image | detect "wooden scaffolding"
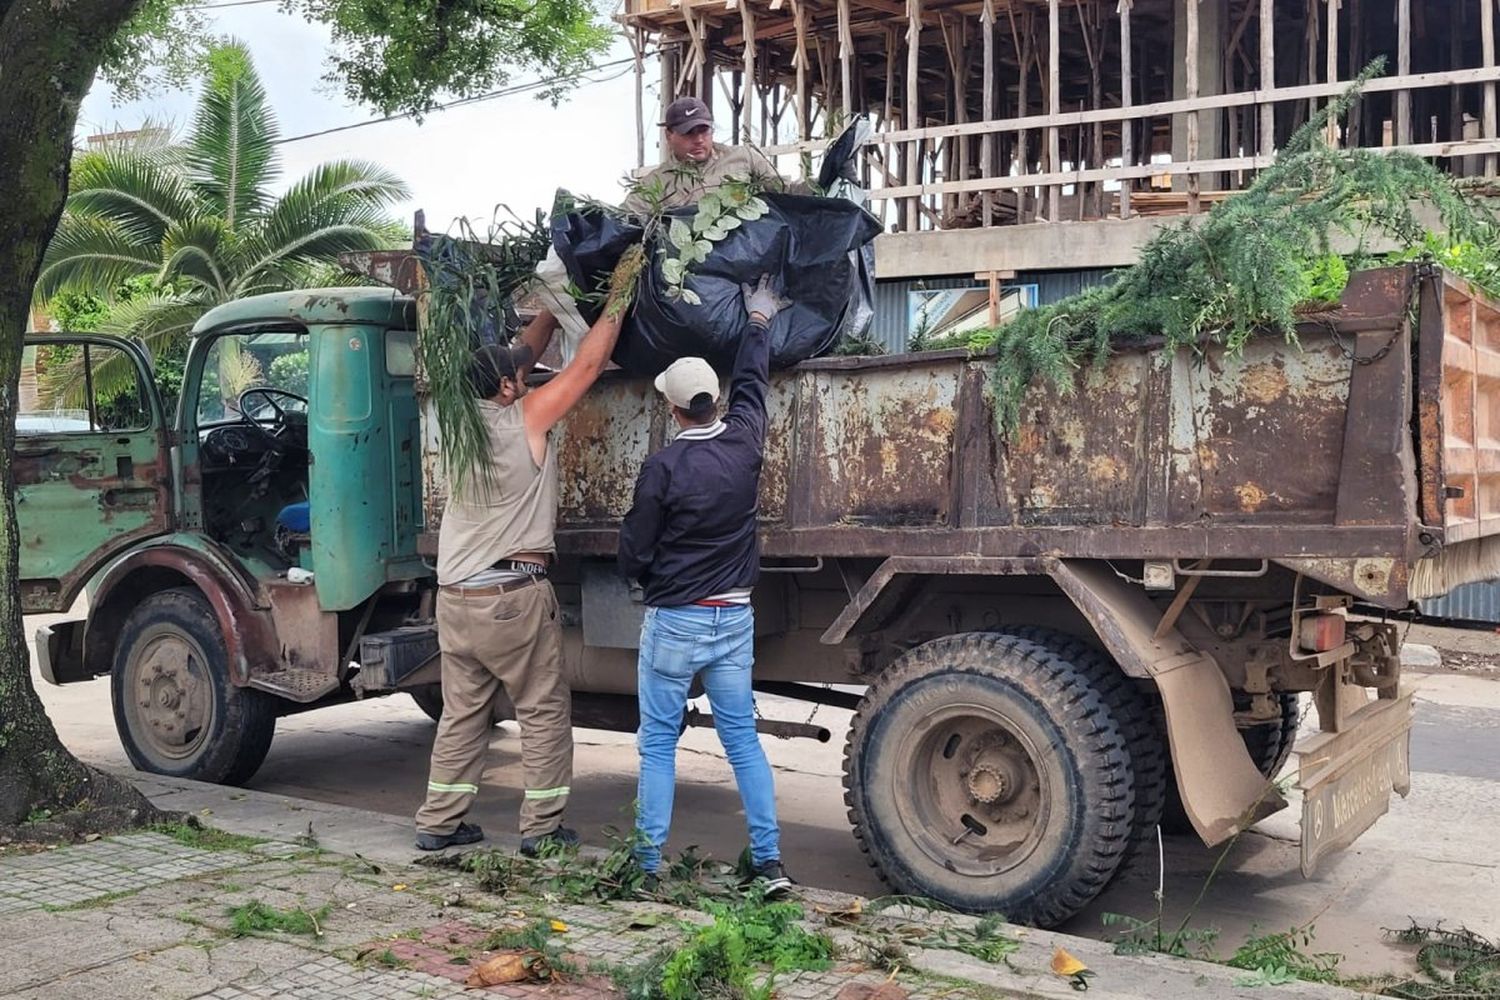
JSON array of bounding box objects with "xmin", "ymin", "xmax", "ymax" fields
[{"xmin": 622, "ymin": 0, "xmax": 1500, "ymax": 275}]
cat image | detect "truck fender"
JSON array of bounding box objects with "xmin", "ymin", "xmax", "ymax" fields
[
  {"xmin": 85, "ymin": 538, "xmax": 278, "ymax": 687},
  {"xmin": 823, "ymin": 555, "xmax": 1287, "ymax": 846}
]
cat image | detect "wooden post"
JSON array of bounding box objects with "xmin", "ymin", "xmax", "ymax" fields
[
  {"xmin": 906, "ymin": 0, "xmax": 922, "ymax": 232},
  {"xmin": 1485, "ymin": 0, "xmax": 1497, "ymax": 175},
  {"xmin": 838, "ymin": 0, "xmax": 854, "ymax": 122},
  {"xmin": 1119, "ymin": 0, "xmax": 1133, "ymax": 218},
  {"xmin": 630, "ymin": 27, "xmax": 645, "ymax": 168},
  {"xmin": 884, "ymin": 24, "xmax": 897, "ymax": 229},
  {"xmin": 981, "ymin": 0, "xmax": 996, "ymax": 227},
  {"xmin": 1186, "ymin": 0, "xmax": 1200, "ymax": 214},
  {"xmin": 1259, "ymin": 0, "xmax": 1275, "ymax": 155},
  {"xmin": 1396, "ymin": 0, "xmax": 1411, "ymax": 145},
  {"xmin": 976, "ymin": 270, "xmax": 1018, "ymax": 326},
  {"xmin": 1326, "ymin": 0, "xmax": 1340, "ymax": 146},
  {"xmin": 740, "ymin": 3, "xmax": 757, "ymax": 145},
  {"xmin": 1047, "ymin": 0, "xmax": 1060, "ymax": 222},
  {"xmin": 793, "ymin": 0, "xmax": 811, "ymax": 141}
]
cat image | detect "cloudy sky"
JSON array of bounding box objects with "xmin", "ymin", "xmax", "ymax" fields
[{"xmin": 78, "ymin": 2, "xmax": 660, "ymax": 238}]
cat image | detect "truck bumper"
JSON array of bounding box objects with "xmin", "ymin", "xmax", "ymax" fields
[{"xmin": 34, "ymin": 620, "xmax": 89, "ymax": 686}]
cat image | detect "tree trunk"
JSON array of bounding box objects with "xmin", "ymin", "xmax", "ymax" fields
[{"xmin": 0, "ymin": 0, "xmax": 160, "ymax": 832}]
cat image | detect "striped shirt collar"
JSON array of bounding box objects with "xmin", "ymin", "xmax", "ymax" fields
[{"xmin": 676, "ymin": 420, "xmax": 726, "ymax": 441}]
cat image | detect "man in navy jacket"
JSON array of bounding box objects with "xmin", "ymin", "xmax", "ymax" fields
[{"xmin": 619, "ymin": 276, "xmax": 791, "ymax": 895}]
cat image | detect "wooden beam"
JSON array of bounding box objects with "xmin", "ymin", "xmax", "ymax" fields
[
  {"xmin": 1396, "ymin": 0, "xmax": 1411, "ymax": 145},
  {"xmin": 740, "ymin": 3, "xmax": 757, "ymax": 144},
  {"xmin": 838, "ymin": 0, "xmax": 855, "ymax": 121},
  {"xmin": 1485, "ymin": 0, "xmax": 1497, "ymax": 175},
  {"xmin": 872, "ymin": 136, "xmax": 1500, "ymax": 200},
  {"xmin": 1325, "ymin": 0, "xmax": 1339, "ymax": 145},
  {"xmin": 906, "ymin": 0, "xmax": 923, "ymax": 231},
  {"xmin": 1187, "ymin": 0, "xmax": 1200, "ymax": 214},
  {"xmin": 792, "ymin": 0, "xmax": 810, "ymax": 140},
  {"xmin": 981, "ymin": 0, "xmax": 996, "ymax": 226},
  {"xmin": 631, "ymin": 27, "xmax": 646, "ymax": 168},
  {"xmin": 1119, "ymin": 0, "xmax": 1133, "ymax": 219},
  {"xmin": 1260, "ymin": 0, "xmax": 1275, "ymax": 155},
  {"xmin": 1047, "ymin": 0, "xmax": 1060, "ymax": 221}
]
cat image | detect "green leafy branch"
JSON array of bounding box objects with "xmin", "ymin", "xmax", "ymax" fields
[
  {"xmin": 982, "ymin": 57, "xmax": 1499, "ymax": 435},
  {"xmin": 659, "ymin": 178, "xmax": 769, "ymax": 306}
]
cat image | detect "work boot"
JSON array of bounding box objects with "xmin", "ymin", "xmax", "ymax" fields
[
  {"xmin": 519, "ymin": 826, "xmax": 580, "ymax": 858},
  {"xmin": 415, "ymin": 821, "xmax": 485, "ymax": 852},
  {"xmin": 745, "ymin": 859, "xmax": 793, "ymax": 898}
]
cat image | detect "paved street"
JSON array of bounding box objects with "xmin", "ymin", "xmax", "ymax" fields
[{"xmin": 25, "ymin": 601, "xmax": 1500, "ymax": 977}]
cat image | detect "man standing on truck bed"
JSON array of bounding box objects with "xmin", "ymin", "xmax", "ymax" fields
[
  {"xmin": 530, "ymin": 97, "xmax": 808, "ymax": 363},
  {"xmin": 618, "ymin": 275, "xmax": 793, "ymax": 895},
  {"xmin": 414, "ymin": 303, "xmax": 624, "ymax": 854}
]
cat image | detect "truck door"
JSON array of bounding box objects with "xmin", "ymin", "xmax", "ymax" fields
[{"xmin": 15, "ymin": 335, "xmax": 173, "ymax": 613}]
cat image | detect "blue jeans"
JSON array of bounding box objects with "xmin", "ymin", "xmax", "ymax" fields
[{"xmin": 634, "ymin": 604, "xmax": 780, "ymax": 873}]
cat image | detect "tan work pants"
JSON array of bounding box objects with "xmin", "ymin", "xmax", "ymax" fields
[{"xmin": 415, "ymin": 580, "xmax": 573, "ymax": 838}]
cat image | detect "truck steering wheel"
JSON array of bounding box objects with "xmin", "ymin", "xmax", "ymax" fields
[{"xmin": 236, "ymin": 387, "xmax": 308, "ymax": 452}]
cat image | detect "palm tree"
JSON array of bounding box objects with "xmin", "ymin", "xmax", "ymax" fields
[{"xmin": 34, "ymin": 41, "xmax": 409, "ymax": 399}]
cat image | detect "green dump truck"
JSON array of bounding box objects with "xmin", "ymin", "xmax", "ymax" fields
[{"xmin": 21, "ymin": 262, "xmax": 1488, "ymax": 924}]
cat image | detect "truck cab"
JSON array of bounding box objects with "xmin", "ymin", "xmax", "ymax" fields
[{"xmin": 20, "ymin": 289, "xmax": 438, "ymax": 782}]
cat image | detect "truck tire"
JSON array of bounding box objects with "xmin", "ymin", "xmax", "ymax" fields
[
  {"xmin": 992, "ymin": 626, "xmax": 1167, "ymax": 874},
  {"xmin": 843, "ymin": 633, "xmax": 1134, "ymax": 926},
  {"xmin": 111, "ymin": 588, "xmax": 277, "ymax": 785},
  {"xmin": 408, "ymin": 683, "xmax": 513, "ymax": 727},
  {"xmin": 1159, "ymin": 691, "xmax": 1300, "ymax": 835}
]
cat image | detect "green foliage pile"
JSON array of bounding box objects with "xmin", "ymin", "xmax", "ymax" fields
[
  {"xmin": 615, "ymin": 894, "xmax": 834, "ymax": 1000},
  {"xmin": 980, "ymin": 59, "xmax": 1498, "ymax": 434},
  {"xmin": 1227, "ymin": 925, "xmax": 1343, "ymax": 987},
  {"xmin": 226, "ymin": 899, "xmax": 331, "ymax": 937},
  {"xmin": 1380, "ymin": 924, "xmax": 1500, "ymax": 999}
]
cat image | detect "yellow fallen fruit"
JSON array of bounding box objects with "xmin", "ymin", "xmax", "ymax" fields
[
  {"xmin": 465, "ymin": 951, "xmax": 533, "ymax": 987},
  {"xmin": 550, "ymin": 919, "xmax": 569, "ymax": 933},
  {"xmin": 392, "ymin": 883, "xmax": 408, "ymax": 892},
  {"xmin": 1051, "ymin": 946, "xmax": 1089, "ymax": 977}
]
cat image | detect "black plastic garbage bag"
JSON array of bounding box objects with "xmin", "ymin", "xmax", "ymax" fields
[{"xmin": 551, "ymin": 191, "xmax": 880, "ymax": 375}]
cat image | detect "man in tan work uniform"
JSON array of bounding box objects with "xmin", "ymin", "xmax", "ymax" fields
[{"xmin": 415, "ymin": 305, "xmax": 623, "ymax": 855}]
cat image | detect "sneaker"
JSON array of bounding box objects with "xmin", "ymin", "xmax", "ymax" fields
[
  {"xmin": 519, "ymin": 826, "xmax": 580, "ymax": 857},
  {"xmin": 415, "ymin": 821, "xmax": 485, "ymax": 851},
  {"xmin": 638, "ymin": 869, "xmax": 661, "ymax": 897},
  {"xmin": 747, "ymin": 859, "xmax": 793, "ymax": 898}
]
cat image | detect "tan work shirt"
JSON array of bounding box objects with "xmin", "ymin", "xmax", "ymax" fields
[
  {"xmin": 622, "ymin": 142, "xmax": 810, "ymax": 215},
  {"xmin": 435, "ymin": 400, "xmax": 558, "ymax": 586}
]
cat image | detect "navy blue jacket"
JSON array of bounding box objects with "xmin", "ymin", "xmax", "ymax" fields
[{"xmin": 617, "ymin": 317, "xmax": 770, "ymax": 607}]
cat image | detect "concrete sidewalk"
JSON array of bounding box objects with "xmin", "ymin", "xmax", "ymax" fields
[{"xmin": 0, "ymin": 771, "xmax": 1378, "ymax": 1000}]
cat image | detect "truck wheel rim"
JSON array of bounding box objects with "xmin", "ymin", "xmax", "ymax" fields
[
  {"xmin": 895, "ymin": 701, "xmax": 1051, "ymax": 878},
  {"xmin": 125, "ymin": 629, "xmax": 215, "ymax": 762}
]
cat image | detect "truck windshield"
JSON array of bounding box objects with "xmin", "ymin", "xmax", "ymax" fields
[{"xmin": 196, "ymin": 331, "xmax": 310, "ymax": 425}]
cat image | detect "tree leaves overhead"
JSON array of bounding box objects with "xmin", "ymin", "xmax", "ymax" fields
[
  {"xmin": 35, "ymin": 41, "xmax": 409, "ymax": 402},
  {"xmin": 285, "ymin": 0, "xmax": 614, "ymax": 118}
]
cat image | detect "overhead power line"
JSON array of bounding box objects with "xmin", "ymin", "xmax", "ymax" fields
[{"xmin": 274, "ymin": 54, "xmax": 649, "ymax": 145}]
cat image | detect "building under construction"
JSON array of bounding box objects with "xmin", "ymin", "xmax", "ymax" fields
[{"xmin": 621, "ymin": 0, "xmax": 1500, "ymax": 346}]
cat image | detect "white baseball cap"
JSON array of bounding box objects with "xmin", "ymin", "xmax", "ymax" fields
[{"xmin": 653, "ymin": 357, "xmax": 721, "ymax": 409}]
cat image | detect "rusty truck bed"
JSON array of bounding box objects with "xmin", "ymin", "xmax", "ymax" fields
[{"xmin": 532, "ymin": 265, "xmax": 1500, "ymax": 609}]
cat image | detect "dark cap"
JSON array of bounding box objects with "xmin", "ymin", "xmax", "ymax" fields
[
  {"xmin": 662, "ymin": 96, "xmax": 714, "ymax": 135},
  {"xmin": 468, "ymin": 342, "xmax": 534, "ymax": 398}
]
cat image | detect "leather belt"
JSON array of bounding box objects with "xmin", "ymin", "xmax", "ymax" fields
[{"xmin": 441, "ymin": 576, "xmax": 544, "ymax": 597}]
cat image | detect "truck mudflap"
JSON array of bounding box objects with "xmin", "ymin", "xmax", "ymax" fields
[{"xmin": 1295, "ymin": 687, "xmax": 1415, "ymax": 876}]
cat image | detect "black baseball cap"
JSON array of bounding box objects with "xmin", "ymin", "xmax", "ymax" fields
[
  {"xmin": 663, "ymin": 96, "xmax": 713, "ymax": 135},
  {"xmin": 468, "ymin": 342, "xmax": 535, "ymax": 398}
]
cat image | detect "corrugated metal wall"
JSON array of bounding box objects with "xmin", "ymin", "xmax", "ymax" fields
[
  {"xmin": 1420, "ymin": 580, "xmax": 1500, "ymax": 623},
  {"xmin": 868, "ymin": 268, "xmax": 1119, "ymax": 353}
]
